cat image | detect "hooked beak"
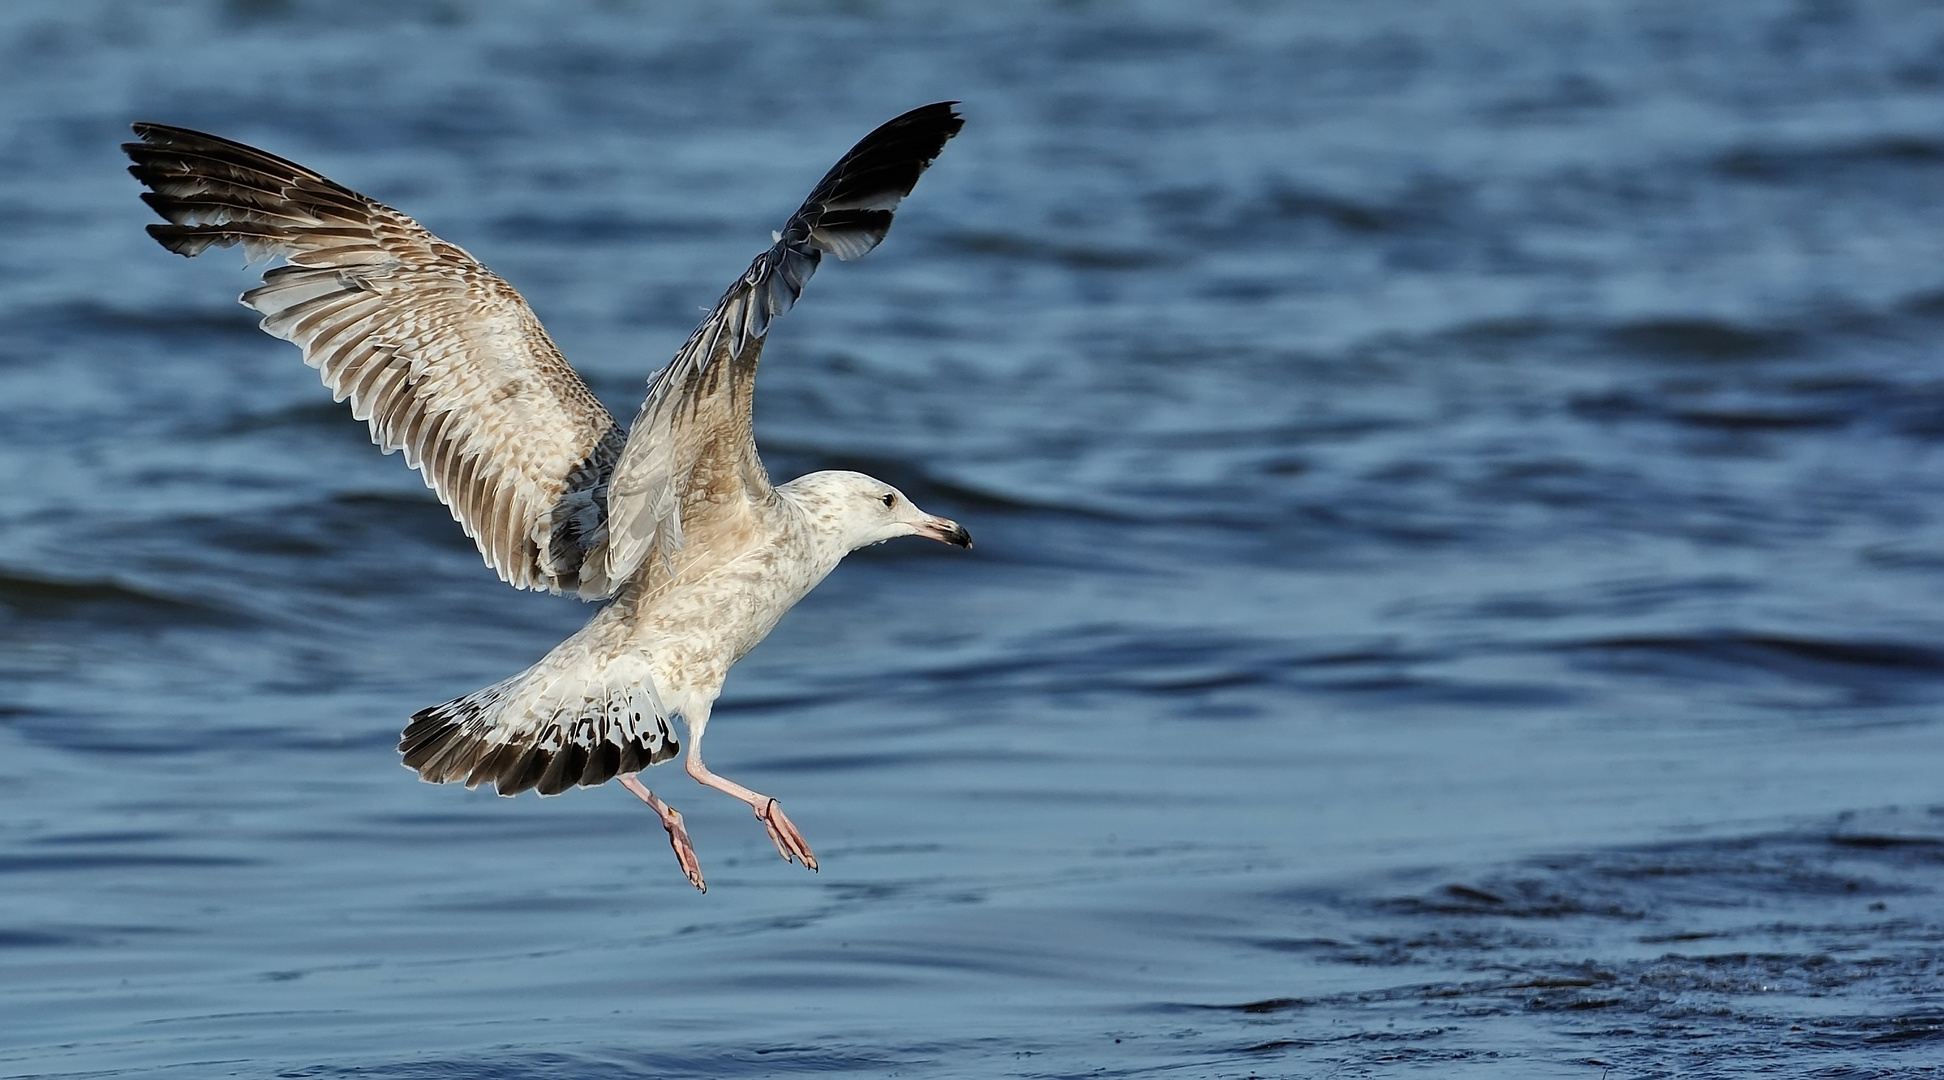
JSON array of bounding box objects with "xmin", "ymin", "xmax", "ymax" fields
[{"xmin": 915, "ymin": 515, "xmax": 973, "ymax": 549}]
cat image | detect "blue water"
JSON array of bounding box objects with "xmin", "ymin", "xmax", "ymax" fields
[{"xmin": 3, "ymin": 2, "xmax": 1944, "ymax": 1076}]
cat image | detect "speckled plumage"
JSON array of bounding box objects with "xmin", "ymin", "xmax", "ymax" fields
[{"xmin": 126, "ymin": 105, "xmax": 970, "ymax": 888}]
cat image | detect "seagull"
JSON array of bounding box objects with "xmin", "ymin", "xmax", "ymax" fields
[{"xmin": 124, "ymin": 103, "xmax": 970, "ymax": 891}]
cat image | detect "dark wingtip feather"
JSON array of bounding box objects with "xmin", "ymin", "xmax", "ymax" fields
[
  {"xmin": 145, "ymin": 222, "xmax": 273, "ymax": 258},
  {"xmin": 124, "ymin": 121, "xmax": 370, "ymax": 261},
  {"xmin": 124, "ymin": 121, "xmax": 330, "ymax": 181},
  {"xmin": 785, "ymin": 101, "xmax": 964, "ymax": 261},
  {"xmin": 652, "ymin": 101, "xmax": 966, "ymax": 389}
]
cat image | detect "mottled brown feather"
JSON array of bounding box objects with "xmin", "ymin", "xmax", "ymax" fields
[{"xmin": 125, "ymin": 123, "xmax": 624, "ymax": 595}]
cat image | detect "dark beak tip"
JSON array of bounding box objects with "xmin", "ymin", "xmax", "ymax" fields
[{"xmin": 923, "ymin": 521, "xmax": 973, "ymax": 549}]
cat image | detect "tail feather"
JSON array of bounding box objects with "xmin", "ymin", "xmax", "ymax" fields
[{"xmin": 400, "ymin": 671, "xmax": 678, "ymax": 796}]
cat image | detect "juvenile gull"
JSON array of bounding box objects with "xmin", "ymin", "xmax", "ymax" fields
[{"xmin": 124, "ymin": 103, "xmax": 969, "ymax": 891}]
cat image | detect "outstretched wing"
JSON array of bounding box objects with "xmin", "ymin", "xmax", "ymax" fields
[
  {"xmin": 586, "ymin": 102, "xmax": 964, "ymax": 595},
  {"xmin": 124, "ymin": 124, "xmax": 625, "ymax": 595}
]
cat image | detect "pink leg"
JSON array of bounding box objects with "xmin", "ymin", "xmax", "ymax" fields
[
  {"xmin": 619, "ymin": 773, "xmax": 706, "ymax": 892},
  {"xmin": 684, "ymin": 756, "xmax": 817, "ymax": 872}
]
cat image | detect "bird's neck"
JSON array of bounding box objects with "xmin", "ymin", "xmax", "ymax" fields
[{"xmin": 774, "ymin": 478, "xmax": 865, "ymax": 577}]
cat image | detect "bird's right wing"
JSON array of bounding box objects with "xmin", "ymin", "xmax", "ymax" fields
[
  {"xmin": 587, "ymin": 103, "xmax": 964, "ymax": 596},
  {"xmin": 124, "ymin": 124, "xmax": 624, "ymax": 595}
]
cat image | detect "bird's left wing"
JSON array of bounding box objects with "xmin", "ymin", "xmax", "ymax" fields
[
  {"xmin": 124, "ymin": 124, "xmax": 625, "ymax": 595},
  {"xmin": 586, "ymin": 103, "xmax": 964, "ymax": 596}
]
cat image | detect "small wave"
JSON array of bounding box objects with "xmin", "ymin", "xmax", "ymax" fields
[
  {"xmin": 1600, "ymin": 317, "xmax": 1796, "ymax": 362},
  {"xmin": 1562, "ymin": 632, "xmax": 1944, "ymax": 675},
  {"xmin": 939, "ymin": 229, "xmax": 1170, "ymax": 270},
  {"xmin": 1179, "ymin": 812, "xmax": 1944, "ymax": 1070},
  {"xmin": 492, "ymin": 211, "xmax": 722, "ymax": 245},
  {"xmin": 1141, "ymin": 176, "xmax": 1457, "ymax": 256},
  {"xmin": 1260, "ymin": 184, "xmax": 1404, "ymax": 234},
  {"xmin": 1665, "ymin": 407, "xmax": 1850, "ymax": 431},
  {"xmin": 217, "ymin": 401, "xmax": 357, "ymax": 436},
  {"xmin": 1716, "ymin": 133, "xmax": 1944, "ymax": 182},
  {"xmin": 33, "ymin": 299, "xmax": 263, "ymax": 342},
  {"xmin": 764, "ymin": 444, "xmax": 1125, "ymax": 524},
  {"xmin": 0, "ymin": 568, "xmax": 241, "ymax": 628},
  {"xmin": 0, "ymin": 852, "xmax": 258, "ymax": 874}
]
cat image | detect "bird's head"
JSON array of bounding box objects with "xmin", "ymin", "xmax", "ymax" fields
[{"xmin": 780, "ymin": 470, "xmax": 972, "ymax": 554}]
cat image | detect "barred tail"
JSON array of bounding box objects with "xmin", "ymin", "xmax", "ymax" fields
[{"xmin": 399, "ymin": 668, "xmax": 678, "ymax": 797}]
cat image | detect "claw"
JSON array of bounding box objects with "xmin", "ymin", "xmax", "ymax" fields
[
  {"xmin": 686, "ymin": 756, "xmax": 818, "ymax": 875},
  {"xmin": 757, "ymin": 798, "xmax": 818, "ymax": 871},
  {"xmin": 663, "ymin": 806, "xmax": 707, "ymax": 892},
  {"xmin": 620, "ymin": 773, "xmax": 706, "ymax": 891}
]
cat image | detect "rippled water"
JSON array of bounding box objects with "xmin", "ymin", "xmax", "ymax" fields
[{"xmin": 4, "ymin": 1, "xmax": 1944, "ymax": 1076}]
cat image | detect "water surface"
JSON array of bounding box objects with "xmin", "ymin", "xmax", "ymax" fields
[{"xmin": 2, "ymin": 2, "xmax": 1943, "ymax": 1076}]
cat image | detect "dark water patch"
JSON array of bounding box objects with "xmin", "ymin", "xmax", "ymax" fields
[
  {"xmin": 1408, "ymin": 313, "xmax": 1572, "ymax": 364},
  {"xmin": 1828, "ymin": 833, "xmax": 1944, "ymax": 854},
  {"xmin": 1170, "ymin": 815, "xmax": 1944, "ymax": 1074},
  {"xmin": 0, "ymin": 922, "xmax": 183, "ymax": 948},
  {"xmin": 491, "ymin": 211, "xmax": 724, "ymax": 246},
  {"xmin": 737, "ymin": 749, "xmax": 1022, "ymax": 775},
  {"xmin": 218, "ymin": 400, "xmax": 364, "ymax": 437},
  {"xmin": 892, "ymin": 630, "xmax": 1286, "ymax": 700},
  {"xmin": 766, "ymin": 445, "xmax": 1135, "ymax": 529},
  {"xmin": 1140, "ymin": 415, "xmax": 1416, "ymax": 452},
  {"xmin": 1267, "ymin": 817, "xmax": 1944, "ymax": 955},
  {"xmin": 704, "ymin": 685, "xmax": 859, "ymax": 716},
  {"xmin": 939, "ymin": 229, "xmax": 1172, "ymax": 271},
  {"xmin": 28, "ymin": 299, "xmax": 268, "ymax": 344},
  {"xmin": 297, "ymin": 491, "xmax": 472, "ymax": 554},
  {"xmin": 1560, "ymin": 632, "xmax": 1944, "ymax": 689},
  {"xmin": 1459, "ymin": 457, "xmax": 1611, "ymax": 510},
  {"xmin": 0, "ymin": 928, "xmax": 89, "ymax": 948},
  {"xmin": 1897, "ymin": 287, "xmax": 1944, "ymax": 320},
  {"xmin": 1667, "ymin": 407, "xmax": 1851, "ymax": 432},
  {"xmin": 1601, "ymin": 317, "xmax": 1797, "ymax": 363},
  {"xmin": 143, "ymin": 491, "xmax": 472, "ymax": 573},
  {"xmin": 17, "ymin": 723, "xmax": 200, "ymax": 764},
  {"xmin": 277, "ymin": 1044, "xmax": 945, "ymax": 1080},
  {"xmin": 0, "ymin": 705, "xmax": 359, "ymax": 760},
  {"xmin": 918, "ymin": 475, "xmax": 1126, "ymax": 524},
  {"xmin": 217, "ymin": 0, "xmax": 471, "ymax": 31},
  {"xmin": 27, "ymin": 830, "xmax": 179, "ymax": 846},
  {"xmin": 1485, "ymin": 72, "xmax": 1615, "ymax": 123},
  {"xmin": 1716, "ymin": 134, "xmax": 1944, "ymax": 183},
  {"xmin": 418, "ymin": 891, "xmax": 637, "ymax": 917},
  {"xmin": 0, "ymin": 568, "xmax": 243, "ymax": 628},
  {"xmin": 186, "ymin": 515, "xmax": 336, "ymax": 560},
  {"xmin": 1374, "ymin": 878, "xmax": 1646, "ymax": 921},
  {"xmin": 1550, "ymin": 632, "xmax": 1944, "ymax": 707},
  {"xmin": 1260, "ymin": 183, "xmax": 1411, "ymax": 234},
  {"xmin": 1605, "ymin": 632, "xmax": 1944, "ymax": 672},
  {"xmin": 1884, "ymin": 383, "xmax": 1944, "ymax": 439},
  {"xmin": 868, "ymin": 630, "xmax": 1574, "ymax": 713},
  {"xmin": 0, "ymin": 852, "xmax": 258, "ymax": 873},
  {"xmin": 1145, "ymin": 175, "xmax": 1465, "ymax": 257},
  {"xmin": 1048, "ymin": 18, "xmax": 1219, "ymax": 64}
]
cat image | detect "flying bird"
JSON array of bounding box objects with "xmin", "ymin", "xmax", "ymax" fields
[{"xmin": 124, "ymin": 103, "xmax": 970, "ymax": 891}]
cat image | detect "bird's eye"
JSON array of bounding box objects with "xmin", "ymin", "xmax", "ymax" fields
[{"xmin": 881, "ymin": 493, "xmax": 896, "ymax": 508}]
